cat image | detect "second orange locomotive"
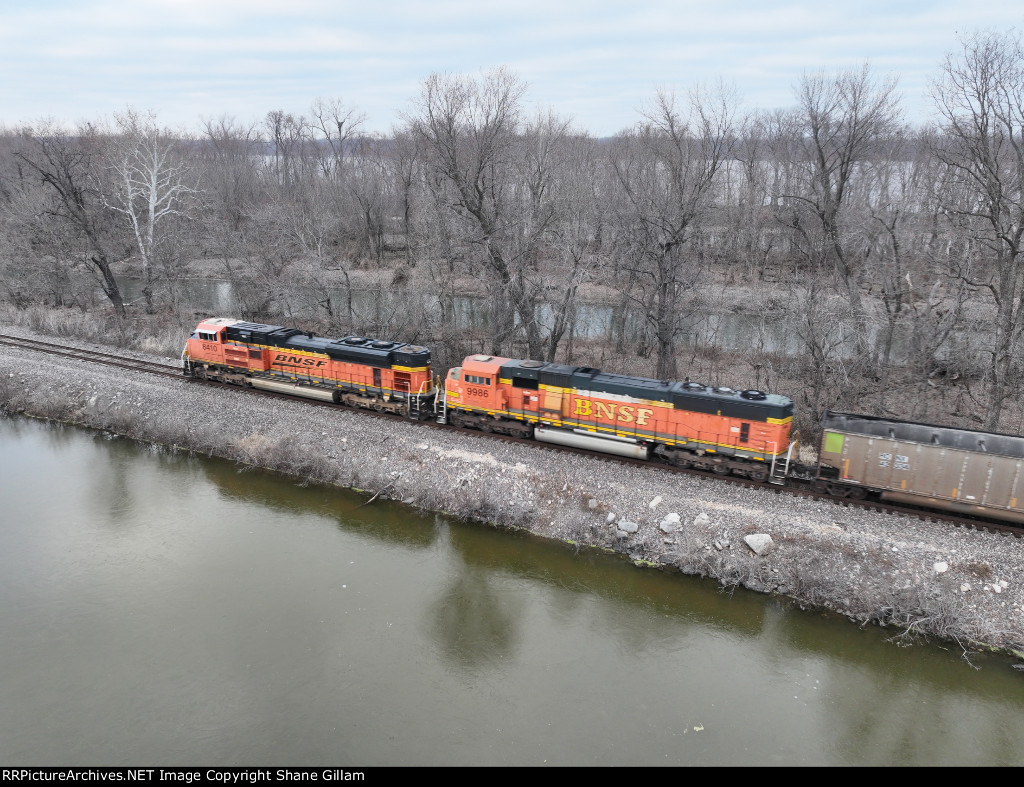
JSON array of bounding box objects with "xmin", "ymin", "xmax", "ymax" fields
[{"xmin": 441, "ymin": 353, "xmax": 794, "ymax": 481}]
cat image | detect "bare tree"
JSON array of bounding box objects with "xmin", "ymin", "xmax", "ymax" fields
[
  {"xmin": 409, "ymin": 67, "xmax": 553, "ymax": 358},
  {"xmin": 14, "ymin": 123, "xmax": 126, "ymax": 316},
  {"xmin": 265, "ymin": 110, "xmax": 311, "ymax": 193},
  {"xmin": 309, "ymin": 97, "xmax": 366, "ymax": 181},
  {"xmin": 931, "ymin": 29, "xmax": 1024, "ymax": 429},
  {"xmin": 309, "ymin": 98, "xmax": 383, "ymax": 263},
  {"xmin": 383, "ymin": 129, "xmax": 424, "ymax": 268},
  {"xmin": 788, "ymin": 64, "xmax": 902, "ymax": 348},
  {"xmin": 609, "ymin": 85, "xmax": 736, "ymax": 379},
  {"xmin": 105, "ymin": 109, "xmax": 198, "ymax": 312},
  {"xmin": 198, "ymin": 115, "xmax": 264, "ymax": 280}
]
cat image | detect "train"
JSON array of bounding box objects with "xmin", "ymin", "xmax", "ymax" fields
[{"xmin": 182, "ymin": 317, "xmax": 1024, "ymax": 526}]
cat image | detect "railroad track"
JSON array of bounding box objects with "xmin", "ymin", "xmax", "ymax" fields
[
  {"xmin": 0, "ymin": 334, "xmax": 184, "ymax": 379},
  {"xmin": 1, "ymin": 332, "xmax": 1020, "ymax": 537}
]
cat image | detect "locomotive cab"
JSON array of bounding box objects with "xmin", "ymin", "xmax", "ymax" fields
[
  {"xmin": 446, "ymin": 355, "xmax": 505, "ymax": 411},
  {"xmin": 184, "ymin": 318, "xmax": 236, "ymax": 370}
]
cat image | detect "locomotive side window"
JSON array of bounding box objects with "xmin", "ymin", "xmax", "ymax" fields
[
  {"xmin": 198, "ymin": 331, "xmax": 219, "ymax": 342},
  {"xmin": 465, "ymin": 374, "xmax": 491, "ymax": 386},
  {"xmin": 740, "ymin": 423, "xmax": 750, "ymax": 444}
]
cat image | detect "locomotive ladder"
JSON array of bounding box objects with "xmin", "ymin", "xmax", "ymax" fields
[
  {"xmin": 768, "ymin": 440, "xmax": 797, "ymax": 485},
  {"xmin": 435, "ymin": 385, "xmax": 448, "ymax": 424}
]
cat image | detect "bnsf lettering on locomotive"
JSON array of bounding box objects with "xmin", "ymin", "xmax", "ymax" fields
[
  {"xmin": 274, "ymin": 353, "xmax": 326, "ymax": 367},
  {"xmin": 573, "ymin": 398, "xmax": 653, "ymax": 427}
]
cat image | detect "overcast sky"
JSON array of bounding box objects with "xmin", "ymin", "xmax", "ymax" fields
[{"xmin": 2, "ymin": 0, "xmax": 1020, "ymax": 137}]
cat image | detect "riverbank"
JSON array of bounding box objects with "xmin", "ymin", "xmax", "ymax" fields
[{"xmin": 2, "ymin": 322, "xmax": 1023, "ymax": 662}]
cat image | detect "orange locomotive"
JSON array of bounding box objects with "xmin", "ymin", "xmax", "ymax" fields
[
  {"xmin": 183, "ymin": 318, "xmax": 435, "ymax": 417},
  {"xmin": 442, "ymin": 353, "xmax": 796, "ymax": 481}
]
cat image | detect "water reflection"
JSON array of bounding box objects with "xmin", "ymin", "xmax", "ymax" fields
[
  {"xmin": 199, "ymin": 456, "xmax": 438, "ymax": 548},
  {"xmin": 430, "ymin": 565, "xmax": 521, "ymax": 671},
  {"xmin": 3, "ymin": 416, "xmax": 1024, "ymax": 766}
]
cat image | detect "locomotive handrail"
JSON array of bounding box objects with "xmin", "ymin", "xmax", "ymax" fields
[{"xmin": 768, "ymin": 440, "xmax": 798, "ymax": 484}]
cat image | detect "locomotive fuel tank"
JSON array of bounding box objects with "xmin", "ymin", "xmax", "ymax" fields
[
  {"xmin": 535, "ymin": 426, "xmax": 652, "ymax": 459},
  {"xmin": 249, "ymin": 377, "xmax": 335, "ymax": 401}
]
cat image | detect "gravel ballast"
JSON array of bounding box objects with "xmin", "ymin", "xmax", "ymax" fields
[{"xmin": 2, "ymin": 324, "xmax": 1023, "ymax": 660}]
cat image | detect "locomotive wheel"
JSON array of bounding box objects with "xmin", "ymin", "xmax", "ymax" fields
[
  {"xmin": 846, "ymin": 487, "xmax": 867, "ymax": 500},
  {"xmin": 748, "ymin": 467, "xmax": 768, "ymax": 482},
  {"xmin": 712, "ymin": 464, "xmax": 730, "ymax": 476}
]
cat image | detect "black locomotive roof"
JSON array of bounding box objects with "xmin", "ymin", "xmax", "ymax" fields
[
  {"xmin": 223, "ymin": 321, "xmax": 430, "ymax": 368},
  {"xmin": 500, "ymin": 358, "xmax": 793, "ymax": 421},
  {"xmin": 823, "ymin": 411, "xmax": 1024, "ymax": 459}
]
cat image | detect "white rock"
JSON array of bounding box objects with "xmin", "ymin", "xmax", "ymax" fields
[
  {"xmin": 693, "ymin": 512, "xmax": 711, "ymax": 527},
  {"xmin": 663, "ymin": 512, "xmax": 681, "ymax": 524},
  {"xmin": 659, "ymin": 520, "xmax": 679, "ymax": 533},
  {"xmin": 934, "ymin": 561, "xmax": 949, "ymax": 573},
  {"xmin": 617, "ymin": 521, "xmax": 639, "ymax": 534},
  {"xmin": 744, "ymin": 534, "xmax": 775, "ymax": 555},
  {"xmin": 606, "ymin": 512, "xmax": 616, "ymax": 523},
  {"xmin": 999, "ymin": 579, "xmax": 1009, "ymax": 589},
  {"xmin": 961, "ymin": 583, "xmax": 971, "ymax": 592},
  {"xmin": 648, "ymin": 495, "xmax": 663, "ymax": 509}
]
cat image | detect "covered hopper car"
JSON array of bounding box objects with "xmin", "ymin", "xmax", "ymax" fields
[{"xmin": 817, "ymin": 411, "xmax": 1024, "ymax": 524}]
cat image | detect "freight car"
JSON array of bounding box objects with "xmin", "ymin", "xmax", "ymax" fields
[
  {"xmin": 182, "ymin": 318, "xmax": 435, "ymax": 418},
  {"xmin": 439, "ymin": 352, "xmax": 795, "ymax": 482},
  {"xmin": 816, "ymin": 411, "xmax": 1024, "ymax": 524}
]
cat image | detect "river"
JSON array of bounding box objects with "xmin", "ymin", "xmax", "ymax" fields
[
  {"xmin": 112, "ymin": 276, "xmax": 869, "ymax": 358},
  {"xmin": 1, "ymin": 417, "xmax": 1023, "ymax": 766}
]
